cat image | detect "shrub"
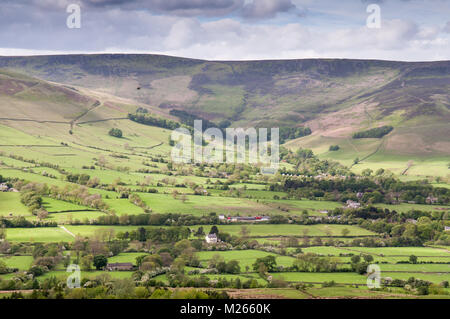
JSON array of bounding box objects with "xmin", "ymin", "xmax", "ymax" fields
[
  {"xmin": 108, "ymin": 128, "xmax": 123, "ymax": 138},
  {"xmin": 329, "ymin": 145, "xmax": 340, "ymax": 151}
]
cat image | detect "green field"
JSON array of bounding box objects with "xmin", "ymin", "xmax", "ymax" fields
[
  {"xmin": 139, "ymin": 193, "xmax": 279, "ymax": 216},
  {"xmin": 343, "ymin": 247, "xmax": 450, "ymax": 257},
  {"xmin": 4, "ymin": 227, "xmax": 74, "ymax": 242},
  {"xmin": 193, "ymin": 224, "xmax": 376, "ymax": 237},
  {"xmin": 196, "ymin": 250, "xmax": 296, "ymax": 271},
  {"xmin": 0, "ymin": 192, "xmax": 30, "ymax": 216},
  {"xmin": 0, "ymin": 255, "xmax": 34, "ymax": 270}
]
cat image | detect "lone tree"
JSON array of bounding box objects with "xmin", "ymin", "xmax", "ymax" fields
[
  {"xmin": 409, "ymin": 255, "xmax": 418, "ymax": 264},
  {"xmin": 109, "ymin": 128, "xmax": 123, "ymax": 138},
  {"xmin": 252, "ymin": 255, "xmax": 277, "ymax": 272},
  {"xmin": 93, "ymin": 255, "xmax": 108, "ymax": 270}
]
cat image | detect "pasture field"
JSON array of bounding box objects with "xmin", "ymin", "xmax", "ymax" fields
[
  {"xmin": 381, "ymin": 272, "xmax": 450, "ymax": 283},
  {"xmin": 272, "ymin": 271, "xmax": 450, "ymax": 285},
  {"xmin": 301, "ymin": 246, "xmax": 359, "ymax": 255},
  {"xmin": 189, "ymin": 273, "xmax": 267, "ymax": 285},
  {"xmin": 139, "ymin": 193, "xmax": 279, "ymax": 216},
  {"xmin": 192, "ymin": 224, "xmax": 376, "ymax": 237},
  {"xmin": 272, "ymin": 272, "xmax": 368, "ymax": 284},
  {"xmin": 0, "ymin": 168, "xmax": 75, "ymax": 188},
  {"xmin": 42, "ymin": 197, "xmax": 92, "ymax": 212},
  {"xmin": 0, "ymin": 192, "xmax": 30, "ymax": 216},
  {"xmin": 374, "ymin": 264, "xmax": 450, "ymax": 272},
  {"xmin": 45, "ymin": 211, "xmax": 107, "ymax": 224},
  {"xmin": 376, "ymin": 203, "xmax": 450, "ymax": 214},
  {"xmin": 251, "ymin": 236, "xmax": 371, "ymax": 245},
  {"xmin": 264, "ymin": 198, "xmax": 343, "ymax": 213},
  {"xmin": 104, "ymin": 198, "xmax": 145, "ymax": 215},
  {"xmin": 4, "ymin": 227, "xmax": 74, "ymax": 242},
  {"xmin": 0, "ymin": 255, "xmax": 34, "ymax": 270},
  {"xmin": 153, "ymin": 273, "xmax": 266, "ymax": 286},
  {"xmin": 304, "ymin": 286, "xmax": 450, "ymax": 299},
  {"xmin": 0, "ymin": 155, "xmax": 34, "ymax": 168},
  {"xmin": 196, "ymin": 250, "xmax": 296, "ymax": 271},
  {"xmin": 65, "ymin": 225, "xmax": 149, "ymax": 238},
  {"xmin": 342, "ymin": 247, "xmax": 450, "ymax": 257}
]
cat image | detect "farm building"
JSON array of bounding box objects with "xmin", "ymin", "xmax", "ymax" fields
[
  {"xmin": 426, "ymin": 196, "xmax": 438, "ymax": 204},
  {"xmin": 345, "ymin": 200, "xmax": 361, "ymax": 209},
  {"xmin": 0, "ymin": 183, "xmax": 8, "ymax": 192},
  {"xmin": 106, "ymin": 263, "xmax": 133, "ymax": 271},
  {"xmin": 205, "ymin": 233, "xmax": 218, "ymax": 244},
  {"xmin": 224, "ymin": 216, "xmax": 270, "ymax": 222}
]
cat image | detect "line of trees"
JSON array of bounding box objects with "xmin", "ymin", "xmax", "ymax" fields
[
  {"xmin": 352, "ymin": 125, "xmax": 393, "ymax": 139},
  {"xmin": 128, "ymin": 113, "xmax": 181, "ymax": 130}
]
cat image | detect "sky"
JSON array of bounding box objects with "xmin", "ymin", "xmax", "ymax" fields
[{"xmin": 0, "ymin": 0, "xmax": 449, "ymax": 61}]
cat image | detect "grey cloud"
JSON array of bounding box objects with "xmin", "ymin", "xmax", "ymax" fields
[
  {"xmin": 242, "ymin": 0, "xmax": 297, "ymax": 19},
  {"xmin": 1, "ymin": 0, "xmax": 245, "ymax": 17},
  {"xmin": 83, "ymin": 0, "xmax": 245, "ymax": 17},
  {"xmin": 445, "ymin": 21, "xmax": 450, "ymax": 33},
  {"xmin": 2, "ymin": 0, "xmax": 301, "ymax": 19}
]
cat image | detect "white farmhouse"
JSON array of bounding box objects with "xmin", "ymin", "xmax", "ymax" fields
[{"xmin": 205, "ymin": 233, "xmax": 218, "ymax": 244}]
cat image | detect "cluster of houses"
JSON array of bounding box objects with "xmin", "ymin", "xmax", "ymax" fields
[
  {"xmin": 345, "ymin": 200, "xmax": 361, "ymax": 209},
  {"xmin": 105, "ymin": 263, "xmax": 134, "ymax": 271},
  {"xmin": 281, "ymin": 173, "xmax": 354, "ymax": 181},
  {"xmin": 218, "ymin": 215, "xmax": 270, "ymax": 222},
  {"xmin": 0, "ymin": 183, "xmax": 18, "ymax": 192},
  {"xmin": 426, "ymin": 196, "xmax": 438, "ymax": 204},
  {"xmin": 205, "ymin": 233, "xmax": 218, "ymax": 244}
]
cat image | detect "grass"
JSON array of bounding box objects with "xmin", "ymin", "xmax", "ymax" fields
[
  {"xmin": 45, "ymin": 211, "xmax": 107, "ymax": 224},
  {"xmin": 4, "ymin": 227, "xmax": 74, "ymax": 242},
  {"xmin": 381, "ymin": 272, "xmax": 450, "ymax": 283},
  {"xmin": 374, "ymin": 264, "xmax": 450, "ymax": 272},
  {"xmin": 139, "ymin": 193, "xmax": 277, "ymax": 216},
  {"xmin": 376, "ymin": 203, "xmax": 450, "ymax": 214},
  {"xmin": 0, "ymin": 192, "xmax": 30, "ymax": 216},
  {"xmin": 0, "ymin": 255, "xmax": 33, "ymax": 270},
  {"xmin": 301, "ymin": 246, "xmax": 359, "ymax": 255},
  {"xmin": 196, "ymin": 250, "xmax": 296, "ymax": 271},
  {"xmin": 42, "ymin": 197, "xmax": 92, "ymax": 213},
  {"xmin": 271, "ymin": 272, "xmax": 368, "ymax": 284},
  {"xmin": 342, "ymin": 247, "xmax": 450, "ymax": 257},
  {"xmin": 193, "ymin": 224, "xmax": 376, "ymax": 237}
]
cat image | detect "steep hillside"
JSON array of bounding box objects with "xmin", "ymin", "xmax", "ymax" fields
[
  {"xmin": 0, "ymin": 69, "xmax": 172, "ymax": 155},
  {"xmin": 0, "ymin": 54, "xmax": 448, "ymax": 165}
]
